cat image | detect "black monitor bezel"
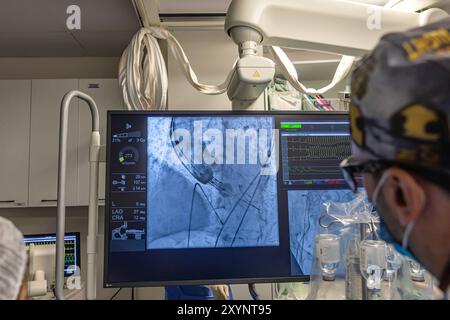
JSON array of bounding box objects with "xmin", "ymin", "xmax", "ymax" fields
[
  {"xmin": 104, "ymin": 110, "xmax": 350, "ymax": 288},
  {"xmin": 23, "ymin": 232, "xmax": 81, "ymax": 277}
]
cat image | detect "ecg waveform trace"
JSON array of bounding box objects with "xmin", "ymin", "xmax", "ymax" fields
[
  {"xmin": 288, "ymin": 166, "xmax": 341, "ymax": 175},
  {"xmin": 286, "ymin": 136, "xmax": 351, "ymax": 161},
  {"xmin": 24, "ymin": 237, "xmax": 78, "ymax": 272},
  {"xmin": 64, "ymin": 240, "xmax": 76, "ymax": 264},
  {"xmin": 283, "ymin": 135, "xmax": 352, "ymax": 182}
]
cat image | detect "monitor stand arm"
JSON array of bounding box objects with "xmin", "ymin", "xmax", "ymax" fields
[{"xmin": 56, "ymin": 91, "xmax": 100, "ymax": 300}]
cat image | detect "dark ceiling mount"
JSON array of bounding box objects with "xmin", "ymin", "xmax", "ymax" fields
[{"xmin": 159, "ymin": 13, "xmax": 227, "ymax": 22}]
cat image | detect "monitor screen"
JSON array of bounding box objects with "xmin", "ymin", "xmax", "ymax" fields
[
  {"xmin": 278, "ymin": 118, "xmax": 358, "ymax": 275},
  {"xmin": 23, "ymin": 232, "xmax": 80, "ymax": 277},
  {"xmin": 104, "ymin": 111, "xmax": 358, "ymax": 287}
]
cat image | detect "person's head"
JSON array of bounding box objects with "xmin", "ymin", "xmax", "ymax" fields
[
  {"xmin": 0, "ymin": 217, "xmax": 28, "ymax": 300},
  {"xmin": 342, "ymin": 17, "xmax": 450, "ymax": 289}
]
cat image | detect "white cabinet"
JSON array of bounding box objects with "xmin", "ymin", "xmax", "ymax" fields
[
  {"xmin": 1, "ymin": 78, "xmax": 123, "ymax": 208},
  {"xmin": 0, "ymin": 80, "xmax": 31, "ymax": 208},
  {"xmin": 77, "ymin": 79, "xmax": 125, "ymax": 206},
  {"xmin": 29, "ymin": 79, "xmax": 79, "ymax": 207}
]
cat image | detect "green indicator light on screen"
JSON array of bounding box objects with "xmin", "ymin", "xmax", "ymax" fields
[{"xmin": 281, "ymin": 123, "xmax": 303, "ymax": 129}]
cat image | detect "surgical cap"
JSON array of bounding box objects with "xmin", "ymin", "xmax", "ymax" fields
[
  {"xmin": 350, "ymin": 18, "xmax": 450, "ymax": 179},
  {"xmin": 0, "ymin": 217, "xmax": 27, "ymax": 300}
]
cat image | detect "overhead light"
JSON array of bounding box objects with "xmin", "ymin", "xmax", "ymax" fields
[{"xmin": 159, "ymin": 0, "xmax": 232, "ymax": 15}]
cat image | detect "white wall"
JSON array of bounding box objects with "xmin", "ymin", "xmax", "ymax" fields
[
  {"xmin": 167, "ymin": 29, "xmax": 237, "ymax": 110},
  {"xmin": 441, "ymin": 1, "xmax": 450, "ymax": 13},
  {"xmin": 302, "ymin": 80, "xmax": 348, "ymax": 99},
  {"xmin": 0, "ymin": 57, "xmax": 119, "ymax": 79}
]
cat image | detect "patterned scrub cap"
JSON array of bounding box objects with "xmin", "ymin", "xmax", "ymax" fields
[{"xmin": 350, "ymin": 17, "xmax": 450, "ymax": 179}]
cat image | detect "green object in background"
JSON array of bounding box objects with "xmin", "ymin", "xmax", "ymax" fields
[{"xmin": 281, "ymin": 123, "xmax": 302, "ymax": 129}]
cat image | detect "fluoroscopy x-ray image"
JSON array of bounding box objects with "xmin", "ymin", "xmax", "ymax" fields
[
  {"xmin": 146, "ymin": 116, "xmax": 279, "ymax": 249},
  {"xmin": 288, "ymin": 189, "xmax": 358, "ymax": 275}
]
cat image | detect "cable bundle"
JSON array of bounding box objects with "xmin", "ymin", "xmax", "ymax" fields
[{"xmin": 119, "ymin": 27, "xmax": 237, "ymax": 111}]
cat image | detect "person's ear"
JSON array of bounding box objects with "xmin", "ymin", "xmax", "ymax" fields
[{"xmin": 381, "ymin": 168, "xmax": 426, "ymax": 226}]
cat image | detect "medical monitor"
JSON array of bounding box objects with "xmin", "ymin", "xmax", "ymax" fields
[
  {"xmin": 104, "ymin": 111, "xmax": 359, "ymax": 287},
  {"xmin": 23, "ymin": 232, "xmax": 81, "ymax": 278}
]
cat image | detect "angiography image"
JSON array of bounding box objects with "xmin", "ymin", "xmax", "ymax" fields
[
  {"xmin": 288, "ymin": 190, "xmax": 357, "ymax": 275},
  {"xmin": 146, "ymin": 116, "xmax": 279, "ymax": 249}
]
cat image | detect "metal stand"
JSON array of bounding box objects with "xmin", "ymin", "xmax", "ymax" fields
[{"xmin": 56, "ymin": 91, "xmax": 100, "ymax": 300}]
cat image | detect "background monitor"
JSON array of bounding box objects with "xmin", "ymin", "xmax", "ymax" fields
[
  {"xmin": 23, "ymin": 232, "xmax": 81, "ymax": 280},
  {"xmin": 104, "ymin": 111, "xmax": 359, "ymax": 287}
]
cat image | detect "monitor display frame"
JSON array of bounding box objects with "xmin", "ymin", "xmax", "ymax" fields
[
  {"xmin": 104, "ymin": 111, "xmax": 352, "ymax": 288},
  {"xmin": 23, "ymin": 232, "xmax": 81, "ymax": 277}
]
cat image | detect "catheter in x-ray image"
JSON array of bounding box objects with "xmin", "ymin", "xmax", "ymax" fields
[{"xmin": 145, "ymin": 116, "xmax": 280, "ymax": 250}]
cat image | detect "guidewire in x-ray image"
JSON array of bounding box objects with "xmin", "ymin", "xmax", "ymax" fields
[{"xmin": 146, "ymin": 116, "xmax": 279, "ymax": 249}]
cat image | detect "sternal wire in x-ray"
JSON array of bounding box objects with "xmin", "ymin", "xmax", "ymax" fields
[{"xmin": 146, "ymin": 117, "xmax": 279, "ymax": 249}]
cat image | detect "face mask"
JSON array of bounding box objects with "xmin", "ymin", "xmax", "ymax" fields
[
  {"xmin": 378, "ymin": 216, "xmax": 417, "ymax": 262},
  {"xmin": 371, "ymin": 172, "xmax": 419, "ymax": 262}
]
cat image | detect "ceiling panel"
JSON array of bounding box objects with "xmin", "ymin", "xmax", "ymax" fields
[
  {"xmin": 158, "ymin": 0, "xmax": 390, "ymax": 15},
  {"xmin": 73, "ymin": 31, "xmax": 139, "ymax": 56},
  {"xmin": 159, "ymin": 0, "xmax": 232, "ymax": 14},
  {"xmin": 0, "ymin": 0, "xmax": 68, "ymax": 33},
  {"xmin": 0, "ymin": 32, "xmax": 83, "ymax": 57},
  {"xmin": 352, "ymin": 0, "xmax": 390, "ymax": 5},
  {"xmin": 1, "ymin": 0, "xmax": 445, "ymax": 57},
  {"xmin": 73, "ymin": 0, "xmax": 140, "ymax": 31},
  {"xmin": 0, "ymin": 0, "xmax": 140, "ymax": 57},
  {"xmin": 0, "ymin": 0, "xmax": 139, "ymax": 32}
]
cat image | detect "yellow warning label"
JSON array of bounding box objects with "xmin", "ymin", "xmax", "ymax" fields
[{"xmin": 253, "ymin": 70, "xmax": 261, "ymax": 78}]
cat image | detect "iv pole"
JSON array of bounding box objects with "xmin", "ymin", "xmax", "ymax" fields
[{"xmin": 56, "ymin": 91, "xmax": 101, "ymax": 300}]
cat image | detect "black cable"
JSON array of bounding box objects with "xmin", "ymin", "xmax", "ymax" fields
[
  {"xmin": 228, "ymin": 285, "xmax": 233, "ymax": 300},
  {"xmin": 187, "ymin": 182, "xmax": 227, "ymax": 247},
  {"xmin": 110, "ymin": 288, "xmax": 122, "ymax": 300},
  {"xmin": 214, "ymin": 171, "xmax": 261, "ymax": 247},
  {"xmin": 230, "ymin": 175, "xmax": 264, "ymax": 246},
  {"xmin": 248, "ymin": 283, "xmax": 260, "ymax": 300},
  {"xmin": 131, "ymin": 288, "xmax": 135, "ymax": 300},
  {"xmin": 297, "ymin": 193, "xmax": 315, "ymax": 262}
]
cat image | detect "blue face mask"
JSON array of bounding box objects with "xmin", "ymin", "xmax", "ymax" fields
[
  {"xmin": 378, "ymin": 216, "xmax": 418, "ymax": 262},
  {"xmin": 372, "ymin": 172, "xmax": 419, "ymax": 263}
]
